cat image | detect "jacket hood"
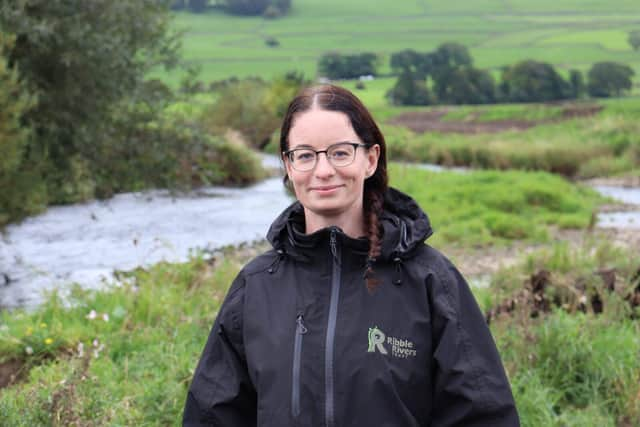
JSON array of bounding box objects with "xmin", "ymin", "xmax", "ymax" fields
[{"xmin": 266, "ymin": 187, "xmax": 433, "ymax": 261}]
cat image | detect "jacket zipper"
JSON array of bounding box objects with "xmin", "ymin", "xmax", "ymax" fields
[
  {"xmin": 325, "ymin": 229, "xmax": 341, "ymax": 427},
  {"xmin": 292, "ymin": 313, "xmax": 307, "ymax": 417}
]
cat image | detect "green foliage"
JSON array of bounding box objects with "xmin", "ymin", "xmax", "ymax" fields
[
  {"xmin": 383, "ymin": 98, "xmax": 640, "ymax": 178},
  {"xmin": 386, "ymin": 70, "xmax": 432, "ymax": 106},
  {"xmin": 201, "ymin": 73, "xmax": 307, "ymax": 149},
  {"xmin": 568, "ymin": 69, "xmax": 585, "ymax": 99},
  {"xmin": 220, "ymin": 0, "xmax": 291, "ymax": 16},
  {"xmin": 628, "ymin": 30, "xmax": 640, "ymax": 51},
  {"xmin": 0, "ymin": 1, "xmax": 267, "ymax": 227},
  {"xmin": 587, "ymin": 62, "xmax": 635, "ymax": 98},
  {"xmin": 490, "ymin": 243, "xmax": 640, "ymax": 426},
  {"xmin": 0, "ymin": 0, "xmax": 182, "ymax": 208},
  {"xmin": 388, "ymin": 43, "xmax": 494, "ymax": 105},
  {"xmin": 390, "ymin": 166, "xmax": 603, "ymax": 247},
  {"xmin": 0, "ymin": 247, "xmax": 258, "ymax": 425},
  {"xmin": 0, "ymin": 31, "xmax": 44, "ymax": 226},
  {"xmin": 434, "ymin": 66, "xmax": 496, "ymax": 105},
  {"xmin": 499, "ymin": 60, "xmax": 571, "ymax": 103},
  {"xmin": 318, "ymin": 52, "xmax": 379, "ymax": 80}
]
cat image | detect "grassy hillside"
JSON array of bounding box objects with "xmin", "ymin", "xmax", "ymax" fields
[{"xmin": 162, "ymin": 0, "xmax": 640, "ymax": 87}]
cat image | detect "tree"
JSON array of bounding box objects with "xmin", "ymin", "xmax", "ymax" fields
[
  {"xmin": 628, "ymin": 30, "xmax": 640, "ymax": 51},
  {"xmin": 390, "ymin": 49, "xmax": 423, "ymax": 77},
  {"xmin": 223, "ymin": 0, "xmax": 271, "ymax": 15},
  {"xmin": 434, "ymin": 67, "xmax": 496, "ymax": 105},
  {"xmin": 386, "ymin": 70, "xmax": 432, "ymax": 106},
  {"xmin": 568, "ymin": 69, "xmax": 585, "ymax": 99},
  {"xmin": 318, "ymin": 52, "xmax": 378, "ymax": 80},
  {"xmin": 188, "ymin": 0, "xmax": 209, "ymax": 12},
  {"xmin": 0, "ymin": 0, "xmax": 181, "ymax": 204},
  {"xmin": 431, "ymin": 42, "xmax": 472, "ymax": 70},
  {"xmin": 587, "ymin": 62, "xmax": 635, "ymax": 98},
  {"xmin": 203, "ymin": 74, "xmax": 307, "ymax": 149},
  {"xmin": 0, "ymin": 32, "xmax": 44, "ymax": 225},
  {"xmin": 499, "ymin": 60, "xmax": 571, "ymax": 103}
]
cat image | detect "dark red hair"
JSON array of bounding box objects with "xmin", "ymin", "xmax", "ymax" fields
[{"xmin": 279, "ymin": 84, "xmax": 389, "ymax": 290}]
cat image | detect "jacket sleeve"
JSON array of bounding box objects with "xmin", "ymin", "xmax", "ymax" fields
[
  {"xmin": 427, "ymin": 256, "xmax": 520, "ymax": 427},
  {"xmin": 183, "ymin": 273, "xmax": 257, "ymax": 427}
]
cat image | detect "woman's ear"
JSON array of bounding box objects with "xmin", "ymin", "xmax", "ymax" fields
[{"xmin": 366, "ymin": 144, "xmax": 380, "ymax": 178}]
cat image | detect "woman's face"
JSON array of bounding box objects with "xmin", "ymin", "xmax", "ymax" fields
[{"xmin": 284, "ymin": 108, "xmax": 379, "ymax": 225}]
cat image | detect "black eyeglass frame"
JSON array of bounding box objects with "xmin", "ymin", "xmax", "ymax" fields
[{"xmin": 283, "ymin": 142, "xmax": 370, "ymax": 171}]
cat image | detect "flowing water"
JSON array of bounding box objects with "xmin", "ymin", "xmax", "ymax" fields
[{"xmin": 1, "ymin": 158, "xmax": 638, "ymax": 309}]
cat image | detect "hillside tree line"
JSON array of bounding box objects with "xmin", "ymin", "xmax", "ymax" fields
[
  {"xmin": 317, "ymin": 44, "xmax": 635, "ymax": 105},
  {"xmin": 385, "ymin": 44, "xmax": 634, "ymax": 105},
  {"xmin": 172, "ymin": 0, "xmax": 292, "ymax": 18}
]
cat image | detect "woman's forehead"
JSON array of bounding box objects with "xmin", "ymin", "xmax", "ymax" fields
[{"xmin": 288, "ymin": 109, "xmax": 359, "ymax": 147}]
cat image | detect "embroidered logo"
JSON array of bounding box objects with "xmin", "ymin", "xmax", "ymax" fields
[
  {"xmin": 368, "ymin": 327, "xmax": 388, "ymax": 354},
  {"xmin": 367, "ymin": 326, "xmax": 417, "ymax": 359}
]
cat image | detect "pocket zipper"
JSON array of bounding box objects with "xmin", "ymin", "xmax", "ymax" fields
[{"xmin": 292, "ymin": 313, "xmax": 307, "ymax": 417}]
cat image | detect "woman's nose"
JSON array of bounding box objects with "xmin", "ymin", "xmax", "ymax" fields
[{"xmin": 314, "ymin": 152, "xmax": 335, "ymax": 177}]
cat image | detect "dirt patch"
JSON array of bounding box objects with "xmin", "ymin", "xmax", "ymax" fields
[
  {"xmin": 447, "ymin": 226, "xmax": 640, "ymax": 280},
  {"xmin": 582, "ymin": 176, "xmax": 640, "ymax": 188},
  {"xmin": 0, "ymin": 358, "xmax": 26, "ymax": 389},
  {"xmin": 388, "ymin": 103, "xmax": 603, "ymax": 134}
]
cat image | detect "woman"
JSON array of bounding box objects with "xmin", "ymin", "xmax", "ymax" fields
[{"xmin": 183, "ymin": 85, "xmax": 520, "ymax": 426}]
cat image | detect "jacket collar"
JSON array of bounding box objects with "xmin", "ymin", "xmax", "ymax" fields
[{"xmin": 266, "ymin": 187, "xmax": 433, "ymax": 262}]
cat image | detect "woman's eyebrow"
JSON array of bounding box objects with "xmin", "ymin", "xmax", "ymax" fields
[
  {"xmin": 289, "ymin": 141, "xmax": 354, "ymax": 150},
  {"xmin": 288, "ymin": 143, "xmax": 314, "ymax": 150}
]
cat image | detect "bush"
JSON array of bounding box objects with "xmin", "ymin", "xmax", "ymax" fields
[
  {"xmin": 386, "ymin": 70, "xmax": 432, "ymax": 106},
  {"xmin": 265, "ymin": 36, "xmax": 280, "ymax": 47},
  {"xmin": 0, "ymin": 32, "xmax": 44, "ymax": 226},
  {"xmin": 202, "ymin": 74, "xmax": 306, "ymax": 149},
  {"xmin": 318, "ymin": 52, "xmax": 378, "ymax": 80},
  {"xmin": 434, "ymin": 66, "xmax": 496, "ymax": 105},
  {"xmin": 587, "ymin": 62, "xmax": 635, "ymax": 98},
  {"xmin": 499, "ymin": 60, "xmax": 571, "ymax": 103}
]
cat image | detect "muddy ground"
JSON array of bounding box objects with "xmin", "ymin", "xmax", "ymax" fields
[{"xmin": 388, "ymin": 103, "xmax": 603, "ymax": 134}]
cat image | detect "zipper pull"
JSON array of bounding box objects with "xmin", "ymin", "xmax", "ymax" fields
[
  {"xmin": 296, "ymin": 314, "xmax": 308, "ymax": 334},
  {"xmin": 329, "ymin": 229, "xmax": 337, "ymax": 260}
]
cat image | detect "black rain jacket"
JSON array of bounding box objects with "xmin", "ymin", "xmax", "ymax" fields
[{"xmin": 183, "ymin": 187, "xmax": 520, "ymax": 427}]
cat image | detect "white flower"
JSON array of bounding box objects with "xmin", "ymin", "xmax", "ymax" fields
[
  {"xmin": 25, "ymin": 346, "xmax": 34, "ymax": 355},
  {"xmin": 102, "ymin": 313, "xmax": 109, "ymax": 322},
  {"xmin": 86, "ymin": 310, "xmax": 97, "ymax": 320},
  {"xmin": 92, "ymin": 338, "xmax": 99, "ymax": 347},
  {"xmin": 77, "ymin": 342, "xmax": 84, "ymax": 358}
]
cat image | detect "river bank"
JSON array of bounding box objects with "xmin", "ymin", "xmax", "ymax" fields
[{"xmin": 1, "ymin": 159, "xmax": 638, "ymax": 309}]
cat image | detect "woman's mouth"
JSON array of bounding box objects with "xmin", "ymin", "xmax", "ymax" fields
[{"xmin": 310, "ymin": 185, "xmax": 343, "ymax": 194}]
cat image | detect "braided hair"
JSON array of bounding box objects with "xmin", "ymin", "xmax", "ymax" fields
[{"xmin": 279, "ymin": 85, "xmax": 389, "ymax": 291}]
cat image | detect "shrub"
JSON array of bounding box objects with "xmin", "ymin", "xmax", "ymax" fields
[
  {"xmin": 500, "ymin": 60, "xmax": 572, "ymax": 103},
  {"xmin": 386, "ymin": 70, "xmax": 432, "ymax": 106},
  {"xmin": 587, "ymin": 62, "xmax": 635, "ymax": 98}
]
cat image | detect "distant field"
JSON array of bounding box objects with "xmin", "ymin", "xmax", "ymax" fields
[{"xmin": 159, "ymin": 0, "xmax": 640, "ymax": 88}]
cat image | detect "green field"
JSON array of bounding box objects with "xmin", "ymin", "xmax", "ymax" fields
[{"xmin": 160, "ymin": 0, "xmax": 640, "ymax": 88}]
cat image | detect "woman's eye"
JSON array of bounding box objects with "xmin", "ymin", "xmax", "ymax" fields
[
  {"xmin": 332, "ymin": 150, "xmax": 350, "ymax": 158},
  {"xmin": 296, "ymin": 152, "xmax": 315, "ymax": 161}
]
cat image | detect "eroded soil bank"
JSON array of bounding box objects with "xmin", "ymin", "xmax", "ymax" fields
[{"xmin": 388, "ymin": 103, "xmax": 602, "ymax": 134}]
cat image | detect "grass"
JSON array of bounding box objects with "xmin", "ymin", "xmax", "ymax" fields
[
  {"xmin": 380, "ymin": 97, "xmax": 640, "ymax": 178},
  {"xmin": 1, "ymin": 237, "xmax": 638, "ymax": 425},
  {"xmin": 441, "ymin": 103, "xmax": 567, "ymax": 122},
  {"xmin": 0, "ymin": 245, "xmax": 256, "ymax": 426},
  {"xmin": 487, "ymin": 241, "xmax": 640, "ymax": 426},
  {"xmin": 389, "ymin": 165, "xmax": 605, "ymax": 247},
  {"xmin": 159, "ymin": 0, "xmax": 640, "ymax": 87}
]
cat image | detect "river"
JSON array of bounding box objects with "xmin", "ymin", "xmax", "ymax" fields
[{"xmin": 1, "ymin": 158, "xmax": 639, "ymax": 309}]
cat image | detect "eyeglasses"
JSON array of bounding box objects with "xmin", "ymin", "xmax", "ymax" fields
[{"xmin": 283, "ymin": 142, "xmax": 369, "ymax": 172}]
